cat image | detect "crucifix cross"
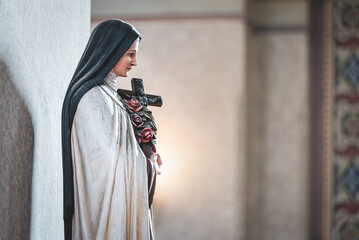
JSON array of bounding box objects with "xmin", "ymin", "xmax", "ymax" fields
[{"xmin": 117, "ymin": 78, "xmax": 163, "ymax": 107}]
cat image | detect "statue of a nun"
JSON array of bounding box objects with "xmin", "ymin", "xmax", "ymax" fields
[{"xmin": 62, "ymin": 19, "xmax": 158, "ymax": 240}]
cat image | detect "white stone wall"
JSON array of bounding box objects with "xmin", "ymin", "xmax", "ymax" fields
[{"xmin": 0, "ymin": 1, "xmax": 90, "ymax": 239}]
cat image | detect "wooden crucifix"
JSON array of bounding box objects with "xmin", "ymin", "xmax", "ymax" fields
[
  {"xmin": 117, "ymin": 78, "xmax": 163, "ymax": 207},
  {"xmin": 117, "ymin": 78, "xmax": 163, "ymax": 107}
]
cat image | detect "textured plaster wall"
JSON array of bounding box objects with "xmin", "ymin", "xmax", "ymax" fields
[
  {"xmin": 246, "ymin": 32, "xmax": 309, "ymax": 240},
  {"xmin": 92, "ymin": 19, "xmax": 247, "ymax": 239},
  {"xmin": 0, "ymin": 1, "xmax": 90, "ymax": 239}
]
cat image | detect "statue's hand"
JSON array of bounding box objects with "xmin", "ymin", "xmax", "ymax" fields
[{"xmin": 150, "ymin": 152, "xmax": 162, "ymax": 175}]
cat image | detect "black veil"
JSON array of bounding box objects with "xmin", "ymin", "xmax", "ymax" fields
[{"xmin": 61, "ymin": 19, "xmax": 142, "ymax": 239}]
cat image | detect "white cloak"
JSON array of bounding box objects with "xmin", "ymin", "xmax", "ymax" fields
[{"xmin": 71, "ymin": 72, "xmax": 153, "ymax": 240}]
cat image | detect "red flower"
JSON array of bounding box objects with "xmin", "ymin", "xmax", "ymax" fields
[
  {"xmin": 140, "ymin": 128, "xmax": 153, "ymax": 143},
  {"xmin": 125, "ymin": 98, "xmax": 143, "ymax": 112},
  {"xmin": 130, "ymin": 114, "xmax": 144, "ymax": 128}
]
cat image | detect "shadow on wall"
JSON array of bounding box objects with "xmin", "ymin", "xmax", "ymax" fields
[{"xmin": 0, "ymin": 60, "xmax": 34, "ymax": 239}]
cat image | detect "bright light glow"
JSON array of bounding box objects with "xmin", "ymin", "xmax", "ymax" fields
[{"xmin": 154, "ymin": 133, "xmax": 184, "ymax": 204}]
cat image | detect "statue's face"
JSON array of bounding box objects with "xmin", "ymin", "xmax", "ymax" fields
[{"xmin": 113, "ymin": 39, "xmax": 139, "ymax": 77}]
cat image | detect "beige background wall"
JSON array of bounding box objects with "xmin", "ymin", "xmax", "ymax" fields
[
  {"xmin": 92, "ymin": 18, "xmax": 248, "ymax": 239},
  {"xmin": 92, "ymin": 0, "xmax": 245, "ymax": 18}
]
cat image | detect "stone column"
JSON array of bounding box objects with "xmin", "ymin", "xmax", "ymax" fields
[
  {"xmin": 0, "ymin": 1, "xmax": 89, "ymax": 239},
  {"xmin": 246, "ymin": 2, "xmax": 310, "ymax": 240}
]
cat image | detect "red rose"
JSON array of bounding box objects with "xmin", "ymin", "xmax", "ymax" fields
[
  {"xmin": 140, "ymin": 128, "xmax": 153, "ymax": 143},
  {"xmin": 130, "ymin": 114, "xmax": 144, "ymax": 128},
  {"xmin": 125, "ymin": 98, "xmax": 143, "ymax": 112}
]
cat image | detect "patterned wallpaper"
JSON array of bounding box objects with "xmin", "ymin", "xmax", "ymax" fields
[{"xmin": 331, "ymin": 0, "xmax": 359, "ymax": 238}]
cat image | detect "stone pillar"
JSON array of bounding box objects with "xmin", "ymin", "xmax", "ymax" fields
[
  {"xmin": 246, "ymin": 2, "xmax": 309, "ymax": 240},
  {"xmin": 0, "ymin": 1, "xmax": 90, "ymax": 239}
]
